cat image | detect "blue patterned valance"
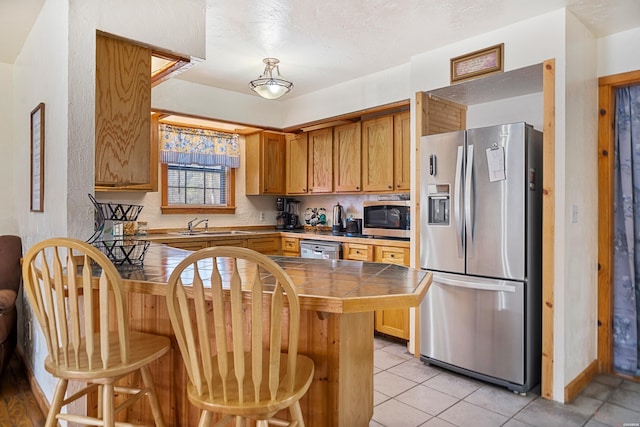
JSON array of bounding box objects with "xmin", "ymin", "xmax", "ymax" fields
[{"xmin": 159, "ymin": 123, "xmax": 240, "ymax": 168}]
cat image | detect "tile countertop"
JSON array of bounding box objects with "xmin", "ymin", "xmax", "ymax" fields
[
  {"xmin": 113, "ymin": 243, "xmax": 429, "ymax": 314},
  {"xmin": 142, "ymin": 228, "xmax": 411, "ymax": 248}
]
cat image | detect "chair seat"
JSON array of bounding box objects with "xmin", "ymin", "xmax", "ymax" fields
[
  {"xmin": 187, "ymin": 352, "xmax": 314, "ymax": 417},
  {"xmin": 45, "ymin": 331, "xmax": 170, "ymax": 381}
]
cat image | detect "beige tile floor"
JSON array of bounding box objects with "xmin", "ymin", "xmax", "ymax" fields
[{"xmin": 371, "ymin": 335, "xmax": 640, "ymax": 427}]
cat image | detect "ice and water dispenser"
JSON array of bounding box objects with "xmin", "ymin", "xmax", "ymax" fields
[{"xmin": 427, "ymin": 184, "xmax": 450, "ymax": 225}]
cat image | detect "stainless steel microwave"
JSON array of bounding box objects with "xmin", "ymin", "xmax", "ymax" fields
[{"xmin": 363, "ymin": 201, "xmax": 410, "ymax": 238}]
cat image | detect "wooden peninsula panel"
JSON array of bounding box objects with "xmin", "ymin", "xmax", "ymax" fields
[{"xmin": 93, "ymin": 244, "xmax": 430, "ymax": 427}]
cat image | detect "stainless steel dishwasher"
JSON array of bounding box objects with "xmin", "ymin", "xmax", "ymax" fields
[{"xmin": 300, "ymin": 240, "xmax": 342, "ymax": 260}]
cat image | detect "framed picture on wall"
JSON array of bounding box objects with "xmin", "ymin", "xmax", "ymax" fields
[
  {"xmin": 30, "ymin": 102, "xmax": 45, "ymax": 212},
  {"xmin": 450, "ymin": 43, "xmax": 504, "ymax": 83}
]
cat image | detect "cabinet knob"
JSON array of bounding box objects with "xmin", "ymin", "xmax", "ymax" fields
[
  {"xmin": 388, "ymin": 185, "xmax": 392, "ymax": 189},
  {"xmin": 302, "ymin": 188, "xmax": 306, "ymax": 192},
  {"xmin": 356, "ymin": 186, "xmax": 360, "ymax": 190}
]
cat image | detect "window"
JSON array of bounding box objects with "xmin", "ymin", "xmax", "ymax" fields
[
  {"xmin": 161, "ymin": 163, "xmax": 236, "ymax": 214},
  {"xmin": 158, "ymin": 122, "xmax": 239, "ymax": 214},
  {"xmin": 167, "ymin": 164, "xmax": 227, "ymax": 205}
]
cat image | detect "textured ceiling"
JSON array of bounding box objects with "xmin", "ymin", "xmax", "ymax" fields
[{"xmin": 1, "ymin": 0, "xmax": 639, "ymax": 100}]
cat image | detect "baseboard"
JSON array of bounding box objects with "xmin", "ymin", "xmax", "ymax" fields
[
  {"xmin": 564, "ymin": 359, "xmax": 599, "ymax": 403},
  {"xmin": 15, "ymin": 350, "xmax": 50, "ymax": 419}
]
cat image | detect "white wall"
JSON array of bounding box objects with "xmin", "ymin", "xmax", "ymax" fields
[
  {"xmin": 152, "ymin": 79, "xmax": 283, "ymax": 129},
  {"xmin": 466, "ymin": 93, "xmax": 544, "ymax": 131},
  {"xmin": 0, "ymin": 62, "xmax": 17, "ymax": 234},
  {"xmin": 13, "ymin": 0, "xmax": 71, "ymax": 400},
  {"xmin": 281, "ymin": 64, "xmax": 411, "ymax": 128},
  {"xmin": 562, "ymin": 10, "xmax": 599, "ymax": 390},
  {"xmin": 597, "ymin": 27, "xmax": 640, "ymax": 77}
]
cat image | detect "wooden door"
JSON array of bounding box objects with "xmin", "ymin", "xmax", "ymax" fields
[
  {"xmin": 262, "ymin": 132, "xmax": 286, "ymax": 194},
  {"xmin": 362, "ymin": 116, "xmax": 394, "ymax": 192},
  {"xmin": 286, "ymin": 133, "xmax": 309, "ymax": 194},
  {"xmin": 308, "ymin": 128, "xmax": 333, "ymax": 193},
  {"xmin": 334, "ymin": 122, "xmax": 362, "ymax": 192}
]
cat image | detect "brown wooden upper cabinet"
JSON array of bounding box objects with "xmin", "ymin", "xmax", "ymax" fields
[
  {"xmin": 362, "ymin": 115, "xmax": 394, "ymax": 192},
  {"xmin": 245, "ymin": 131, "xmax": 286, "ymax": 195},
  {"xmin": 95, "ymin": 33, "xmax": 155, "ymax": 191},
  {"xmin": 285, "ymin": 133, "xmax": 308, "ymax": 194},
  {"xmin": 333, "ymin": 122, "xmax": 362, "ymax": 192},
  {"xmin": 308, "ymin": 128, "xmax": 333, "ymax": 193},
  {"xmin": 394, "ymin": 111, "xmax": 411, "ymax": 192}
]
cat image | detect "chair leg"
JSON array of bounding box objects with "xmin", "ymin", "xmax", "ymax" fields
[
  {"xmin": 45, "ymin": 379, "xmax": 68, "ymax": 427},
  {"xmin": 97, "ymin": 384, "xmax": 103, "ymax": 419},
  {"xmin": 103, "ymin": 383, "xmax": 115, "ymax": 427},
  {"xmin": 289, "ymin": 401, "xmax": 305, "ymax": 427},
  {"xmin": 140, "ymin": 365, "xmax": 167, "ymax": 427},
  {"xmin": 199, "ymin": 410, "xmax": 215, "ymax": 427}
]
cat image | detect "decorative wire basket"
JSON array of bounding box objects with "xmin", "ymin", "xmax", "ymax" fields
[
  {"xmin": 93, "ymin": 239, "xmax": 150, "ymax": 266},
  {"xmin": 88, "ymin": 194, "xmax": 144, "ymax": 222}
]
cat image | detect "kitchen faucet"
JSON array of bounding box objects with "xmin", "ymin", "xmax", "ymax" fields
[{"xmin": 187, "ymin": 217, "xmax": 208, "ymax": 233}]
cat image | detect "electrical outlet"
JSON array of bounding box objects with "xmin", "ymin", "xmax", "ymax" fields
[
  {"xmin": 26, "ymin": 319, "xmax": 32, "ymax": 342},
  {"xmin": 260, "ymin": 211, "xmax": 265, "ymax": 222}
]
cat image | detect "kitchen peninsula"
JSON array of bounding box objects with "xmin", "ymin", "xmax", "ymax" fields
[{"xmin": 106, "ymin": 243, "xmax": 431, "ymax": 427}]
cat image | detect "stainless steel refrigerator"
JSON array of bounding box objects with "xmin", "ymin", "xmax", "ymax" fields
[{"xmin": 419, "ymin": 122, "xmax": 542, "ymax": 393}]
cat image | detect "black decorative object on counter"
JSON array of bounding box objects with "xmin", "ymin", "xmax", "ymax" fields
[{"xmin": 87, "ymin": 194, "xmax": 149, "ymax": 265}]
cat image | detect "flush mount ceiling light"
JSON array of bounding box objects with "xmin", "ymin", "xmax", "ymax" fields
[{"xmin": 249, "ymin": 58, "xmax": 293, "ymax": 100}]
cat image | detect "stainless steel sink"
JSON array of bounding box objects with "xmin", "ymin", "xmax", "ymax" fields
[{"xmin": 173, "ymin": 230, "xmax": 255, "ymax": 236}]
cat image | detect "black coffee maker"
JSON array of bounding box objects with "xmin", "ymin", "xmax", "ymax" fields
[{"xmin": 276, "ymin": 198, "xmax": 301, "ymax": 229}]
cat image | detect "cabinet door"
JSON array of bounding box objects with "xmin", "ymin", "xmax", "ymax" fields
[
  {"xmin": 374, "ymin": 245, "xmax": 411, "ymax": 340},
  {"xmin": 209, "ymin": 239, "xmax": 247, "ymax": 248},
  {"xmin": 247, "ymin": 237, "xmax": 281, "ymax": 255},
  {"xmin": 308, "ymin": 128, "xmax": 333, "ymax": 193},
  {"xmin": 245, "ymin": 132, "xmax": 285, "ymax": 195},
  {"xmin": 166, "ymin": 241, "xmax": 208, "ymax": 251},
  {"xmin": 210, "ymin": 238, "xmax": 247, "ymax": 248},
  {"xmin": 394, "ymin": 111, "xmax": 411, "ymax": 191},
  {"xmin": 95, "ymin": 34, "xmax": 151, "ymax": 188},
  {"xmin": 281, "ymin": 237, "xmax": 300, "ymax": 256},
  {"xmin": 286, "ymin": 133, "xmax": 308, "ymax": 194},
  {"xmin": 362, "ymin": 116, "xmax": 394, "ymax": 192},
  {"xmin": 262, "ymin": 132, "xmax": 286, "ymax": 194},
  {"xmin": 333, "ymin": 122, "xmax": 362, "ymax": 192}
]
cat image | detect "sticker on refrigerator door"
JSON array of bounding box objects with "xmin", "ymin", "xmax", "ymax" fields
[{"xmin": 486, "ymin": 146, "xmax": 506, "ymax": 182}]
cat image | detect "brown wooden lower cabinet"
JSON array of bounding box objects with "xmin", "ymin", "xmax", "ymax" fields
[
  {"xmin": 373, "ymin": 245, "xmax": 411, "ymax": 340},
  {"xmin": 281, "ymin": 236, "xmax": 300, "ymax": 256}
]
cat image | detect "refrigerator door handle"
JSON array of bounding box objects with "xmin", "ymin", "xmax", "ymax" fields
[
  {"xmin": 433, "ymin": 273, "xmax": 516, "ymax": 293},
  {"xmin": 465, "ymin": 144, "xmax": 475, "ymax": 255},
  {"xmin": 454, "ymin": 145, "xmax": 464, "ymax": 258}
]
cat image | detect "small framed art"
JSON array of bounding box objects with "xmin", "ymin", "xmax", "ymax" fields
[{"xmin": 30, "ymin": 103, "xmax": 45, "ymax": 212}]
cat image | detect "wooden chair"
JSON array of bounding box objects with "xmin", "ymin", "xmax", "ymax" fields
[
  {"xmin": 21, "ymin": 237, "xmax": 169, "ymax": 427},
  {"xmin": 165, "ymin": 246, "xmax": 314, "ymax": 427}
]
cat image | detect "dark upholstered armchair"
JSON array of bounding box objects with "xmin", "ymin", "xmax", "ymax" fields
[{"xmin": 0, "ymin": 235, "xmax": 22, "ymax": 376}]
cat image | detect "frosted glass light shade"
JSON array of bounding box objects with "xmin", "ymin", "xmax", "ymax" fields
[{"xmin": 249, "ymin": 58, "xmax": 293, "ymax": 100}]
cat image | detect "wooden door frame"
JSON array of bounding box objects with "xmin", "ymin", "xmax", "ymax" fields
[{"xmin": 597, "ymin": 69, "xmax": 640, "ymax": 374}]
